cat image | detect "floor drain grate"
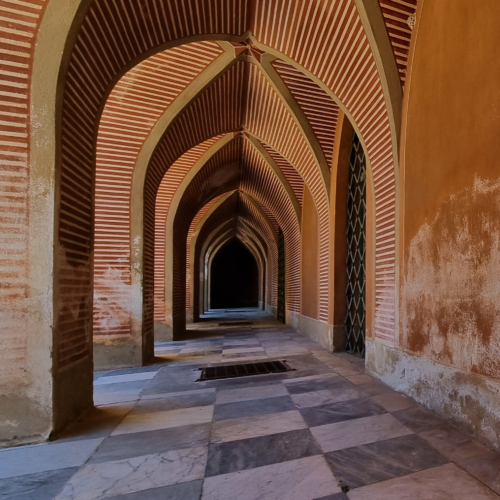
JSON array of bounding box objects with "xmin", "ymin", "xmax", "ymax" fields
[
  {"xmin": 198, "ymin": 360, "xmax": 292, "ymax": 381},
  {"xmin": 218, "ymin": 321, "xmax": 253, "ymax": 326}
]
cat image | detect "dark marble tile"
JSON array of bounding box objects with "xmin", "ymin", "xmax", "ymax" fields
[
  {"xmin": 324, "ymin": 434, "xmax": 449, "ymax": 489},
  {"xmin": 392, "ymin": 407, "xmax": 445, "ymax": 433},
  {"xmin": 132, "ymin": 391, "xmax": 215, "ymax": 413},
  {"xmin": 205, "ymin": 428, "xmax": 322, "ymax": 477},
  {"xmin": 314, "ymin": 494, "xmax": 349, "ymax": 500},
  {"xmin": 106, "ymin": 480, "xmax": 203, "ymax": 500},
  {"xmin": 0, "ymin": 467, "xmax": 77, "ymax": 500},
  {"xmin": 141, "ymin": 367, "xmax": 205, "ymax": 395},
  {"xmin": 285, "ymin": 376, "xmax": 352, "ymax": 395},
  {"xmin": 299, "ymin": 397, "xmax": 386, "ymax": 427},
  {"xmin": 204, "ymin": 375, "xmax": 286, "ymax": 389},
  {"xmin": 213, "ymin": 395, "xmax": 296, "ymax": 421},
  {"xmin": 88, "ymin": 423, "xmax": 211, "ymax": 463}
]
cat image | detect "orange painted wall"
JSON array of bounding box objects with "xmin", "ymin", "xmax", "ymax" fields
[
  {"xmin": 400, "ymin": 0, "xmax": 500, "ymax": 380},
  {"xmin": 301, "ymin": 184, "xmax": 319, "ymax": 320}
]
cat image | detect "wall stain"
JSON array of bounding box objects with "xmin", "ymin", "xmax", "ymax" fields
[{"xmin": 403, "ymin": 178, "xmax": 500, "ymax": 380}]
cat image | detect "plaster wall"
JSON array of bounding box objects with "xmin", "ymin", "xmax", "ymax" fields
[
  {"xmin": 369, "ymin": 0, "xmax": 500, "ymax": 448},
  {"xmin": 300, "ymin": 185, "xmax": 320, "ymax": 320}
]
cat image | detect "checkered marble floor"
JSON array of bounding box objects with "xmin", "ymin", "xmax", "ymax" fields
[{"xmin": 2, "ymin": 316, "xmax": 500, "ymax": 499}]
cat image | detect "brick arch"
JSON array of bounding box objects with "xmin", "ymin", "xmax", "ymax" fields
[
  {"xmin": 32, "ymin": 0, "xmax": 401, "ymax": 381},
  {"xmin": 170, "ymin": 135, "xmax": 300, "ymax": 337},
  {"xmin": 190, "ymin": 191, "xmax": 279, "ymax": 320}
]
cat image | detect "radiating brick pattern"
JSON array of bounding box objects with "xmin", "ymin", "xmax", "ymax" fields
[
  {"xmin": 272, "ymin": 59, "xmax": 339, "ymax": 170},
  {"xmin": 154, "ymin": 136, "xmax": 224, "ymax": 323},
  {"xmin": 185, "ymin": 194, "xmax": 224, "ymax": 310},
  {"xmin": 53, "ymin": 0, "xmax": 399, "ymax": 365},
  {"xmin": 171, "ymin": 136, "xmax": 300, "ymax": 318},
  {"xmin": 379, "ymin": 0, "xmax": 418, "ymax": 89},
  {"xmin": 94, "ymin": 42, "xmax": 223, "ymax": 336},
  {"xmin": 261, "ymin": 142, "xmax": 304, "ymax": 207},
  {"xmin": 0, "ymin": 0, "xmax": 46, "ymax": 380}
]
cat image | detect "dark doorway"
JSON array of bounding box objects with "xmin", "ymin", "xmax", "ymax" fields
[{"xmin": 210, "ymin": 239, "xmax": 259, "ymax": 309}]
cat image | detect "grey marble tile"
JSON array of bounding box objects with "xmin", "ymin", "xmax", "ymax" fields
[
  {"xmin": 101, "ymin": 365, "xmax": 164, "ymax": 377},
  {"xmin": 202, "ymin": 455, "xmax": 340, "ymax": 500},
  {"xmin": 105, "ymin": 480, "xmax": 203, "ymax": 500},
  {"xmin": 216, "ymin": 383, "xmax": 288, "ymax": 404},
  {"xmin": 285, "ymin": 376, "xmax": 353, "ymax": 395},
  {"xmin": 213, "ymin": 395, "xmax": 295, "ymax": 421},
  {"xmin": 94, "ymin": 372, "xmax": 157, "ymax": 386},
  {"xmin": 419, "ymin": 423, "xmax": 500, "ymax": 495},
  {"xmin": 311, "ymin": 413, "xmax": 413, "ymax": 453},
  {"xmin": 55, "ymin": 446, "xmax": 208, "ymax": 500},
  {"xmin": 324, "ymin": 434, "xmax": 449, "ymax": 489},
  {"xmin": 204, "ymin": 374, "xmax": 287, "ymax": 389},
  {"xmin": 205, "ymin": 428, "xmax": 321, "ymax": 477},
  {"xmin": 0, "ymin": 467, "xmax": 77, "ymax": 500},
  {"xmin": 392, "ymin": 407, "xmax": 445, "ymax": 433},
  {"xmin": 93, "ymin": 380, "xmax": 150, "ymax": 395},
  {"xmin": 0, "ymin": 438, "xmax": 103, "ymax": 479},
  {"xmin": 299, "ymin": 397, "xmax": 386, "ymax": 427},
  {"xmin": 347, "ymin": 463, "xmax": 500, "ymax": 500},
  {"xmin": 88, "ymin": 423, "xmax": 211, "ymax": 464},
  {"xmin": 210, "ymin": 410, "xmax": 307, "ymax": 443},
  {"xmin": 130, "ymin": 390, "xmax": 215, "ymax": 413}
]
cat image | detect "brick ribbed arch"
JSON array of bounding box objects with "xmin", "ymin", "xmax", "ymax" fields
[
  {"xmin": 169, "ymin": 135, "xmax": 300, "ymax": 337},
  {"xmin": 145, "ymin": 60, "xmax": 321, "ymax": 338},
  {"xmin": 191, "ymin": 191, "xmax": 278, "ymax": 318},
  {"xmin": 153, "ymin": 136, "xmax": 225, "ymax": 324},
  {"xmin": 30, "ymin": 0, "xmax": 403, "ymax": 375},
  {"xmin": 93, "ymin": 41, "xmax": 224, "ymax": 337}
]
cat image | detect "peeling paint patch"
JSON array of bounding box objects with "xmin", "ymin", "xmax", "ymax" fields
[{"xmin": 403, "ymin": 178, "xmax": 500, "ymax": 379}]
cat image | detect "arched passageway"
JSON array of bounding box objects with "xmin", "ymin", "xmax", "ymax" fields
[
  {"xmin": 9, "ymin": 0, "xmax": 500, "ymax": 472},
  {"xmin": 210, "ymin": 238, "xmax": 260, "ymax": 310}
]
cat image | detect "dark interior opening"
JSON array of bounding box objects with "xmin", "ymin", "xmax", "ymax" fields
[{"xmin": 210, "ymin": 238, "xmax": 259, "ymax": 309}]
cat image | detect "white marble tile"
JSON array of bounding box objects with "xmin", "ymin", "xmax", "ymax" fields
[
  {"xmin": 0, "ymin": 438, "xmax": 103, "ymax": 479},
  {"xmin": 94, "ymin": 372, "xmax": 157, "ymax": 386},
  {"xmin": 54, "ymin": 446, "xmax": 208, "ymax": 500},
  {"xmin": 216, "ymin": 384, "xmax": 288, "ymax": 404},
  {"xmin": 371, "ymin": 392, "xmax": 416, "ymax": 412},
  {"xmin": 211, "ymin": 410, "xmax": 307, "ymax": 443},
  {"xmin": 348, "ymin": 463, "xmax": 500, "ymax": 500},
  {"xmin": 290, "ymin": 387, "xmax": 363, "ymax": 408},
  {"xmin": 140, "ymin": 388, "xmax": 215, "ymax": 401},
  {"xmin": 283, "ymin": 373, "xmax": 339, "ymax": 384},
  {"xmin": 94, "ymin": 391, "xmax": 142, "ymax": 406},
  {"xmin": 311, "ymin": 413, "xmax": 413, "ymax": 452},
  {"xmin": 111, "ymin": 405, "xmax": 214, "ymax": 435},
  {"xmin": 222, "ymin": 347, "xmax": 265, "ymax": 354},
  {"xmin": 202, "ymin": 455, "xmax": 340, "ymax": 500}
]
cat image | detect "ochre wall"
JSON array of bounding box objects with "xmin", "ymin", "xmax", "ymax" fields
[
  {"xmin": 401, "ymin": 0, "xmax": 500, "ymax": 380},
  {"xmin": 301, "ymin": 185, "xmax": 319, "ymax": 320}
]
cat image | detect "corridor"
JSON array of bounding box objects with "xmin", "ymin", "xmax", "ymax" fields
[{"xmin": 1, "ymin": 312, "xmax": 500, "ymax": 500}]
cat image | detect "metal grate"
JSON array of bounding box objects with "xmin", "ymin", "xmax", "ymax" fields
[
  {"xmin": 198, "ymin": 360, "xmax": 292, "ymax": 381},
  {"xmin": 277, "ymin": 228, "xmax": 286, "ymax": 323},
  {"xmin": 345, "ymin": 132, "xmax": 366, "ymax": 357}
]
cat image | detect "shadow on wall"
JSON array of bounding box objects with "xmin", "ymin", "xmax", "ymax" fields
[{"xmin": 210, "ymin": 238, "xmax": 259, "ymax": 309}]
